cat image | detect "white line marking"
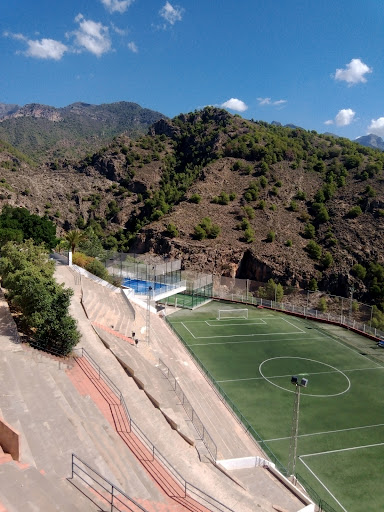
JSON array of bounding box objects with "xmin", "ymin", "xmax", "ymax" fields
[
  {"xmin": 259, "ymin": 357, "xmax": 351, "ymax": 397},
  {"xmin": 301, "ymin": 441, "xmax": 384, "ymax": 458},
  {"xmin": 305, "ymin": 322, "xmax": 384, "ymax": 369},
  {"xmin": 217, "ymin": 366, "xmax": 384, "ymax": 383},
  {"xmin": 282, "ymin": 317, "xmax": 305, "ymax": 334},
  {"xmin": 265, "ymin": 422, "xmax": 384, "ymax": 442},
  {"xmin": 181, "ymin": 322, "xmax": 196, "ymax": 339},
  {"xmin": 187, "ymin": 336, "xmax": 316, "ymax": 346},
  {"xmin": 299, "ymin": 457, "xmax": 348, "ymax": 512},
  {"xmin": 206, "ymin": 320, "xmax": 267, "ymax": 327}
]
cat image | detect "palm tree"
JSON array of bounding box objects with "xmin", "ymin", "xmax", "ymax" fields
[{"xmin": 65, "ymin": 230, "xmax": 84, "ymax": 253}]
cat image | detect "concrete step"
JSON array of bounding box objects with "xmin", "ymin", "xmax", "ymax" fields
[{"xmin": 0, "ymin": 462, "xmax": 91, "ymax": 512}]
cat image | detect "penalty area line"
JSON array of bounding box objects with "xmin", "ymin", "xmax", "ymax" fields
[
  {"xmin": 299, "ymin": 457, "xmax": 347, "ymax": 512},
  {"xmin": 265, "ymin": 422, "xmax": 384, "ymax": 442}
]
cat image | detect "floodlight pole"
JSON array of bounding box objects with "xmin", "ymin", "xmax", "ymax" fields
[
  {"xmin": 146, "ymin": 286, "xmax": 152, "ymax": 344},
  {"xmin": 288, "ymin": 376, "xmax": 308, "ymax": 482}
]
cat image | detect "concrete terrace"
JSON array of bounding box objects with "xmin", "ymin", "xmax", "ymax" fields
[{"xmin": 0, "ymin": 263, "xmax": 308, "ymax": 512}]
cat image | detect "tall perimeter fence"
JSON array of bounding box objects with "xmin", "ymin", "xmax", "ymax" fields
[{"xmin": 211, "ymin": 275, "xmax": 383, "ymax": 340}]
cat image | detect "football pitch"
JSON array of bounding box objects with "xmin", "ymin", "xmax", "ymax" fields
[{"xmin": 166, "ymin": 301, "xmax": 384, "ymax": 512}]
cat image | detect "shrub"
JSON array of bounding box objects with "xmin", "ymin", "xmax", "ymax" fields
[
  {"xmin": 266, "ymin": 230, "xmax": 276, "ymax": 242},
  {"xmin": 240, "ymin": 217, "xmax": 250, "ymax": 230},
  {"xmin": 166, "ymin": 223, "xmax": 179, "ymax": 238},
  {"xmin": 194, "ymin": 225, "xmax": 206, "ymax": 240},
  {"xmin": 312, "ymin": 202, "xmax": 329, "ymax": 223},
  {"xmin": 306, "ymin": 240, "xmax": 322, "ymax": 260},
  {"xmin": 318, "ymin": 297, "xmax": 327, "ymax": 312},
  {"xmin": 243, "ymin": 206, "xmax": 255, "ymax": 219},
  {"xmin": 258, "ymin": 200, "xmax": 266, "ymax": 210},
  {"xmin": 295, "ymin": 190, "xmax": 306, "ymax": 200},
  {"xmin": 189, "ymin": 193, "xmax": 201, "ymax": 204},
  {"xmin": 259, "ymin": 176, "xmax": 268, "ymax": 188},
  {"xmin": 347, "ymin": 206, "xmax": 362, "ymax": 219},
  {"xmin": 351, "ymin": 264, "xmax": 367, "ymax": 280},
  {"xmin": 285, "ymin": 239, "xmax": 293, "ymax": 247},
  {"xmin": 85, "ymin": 258, "xmax": 109, "ymax": 281},
  {"xmin": 303, "ymin": 223, "xmax": 316, "ymax": 239},
  {"xmin": 289, "ymin": 200, "xmax": 298, "ymax": 212},
  {"xmin": 321, "ymin": 251, "xmax": 333, "ymax": 269},
  {"xmin": 194, "ymin": 217, "xmax": 220, "ymax": 239},
  {"xmin": 309, "ymin": 278, "xmax": 318, "ymax": 291},
  {"xmin": 244, "ymin": 227, "xmax": 255, "ymax": 243}
]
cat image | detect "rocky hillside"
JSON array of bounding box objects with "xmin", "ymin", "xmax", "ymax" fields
[
  {"xmin": 0, "ymin": 101, "xmax": 165, "ymax": 163},
  {"xmin": 0, "ymin": 106, "xmax": 384, "ymax": 302},
  {"xmin": 355, "ymin": 133, "xmax": 384, "ymax": 151}
]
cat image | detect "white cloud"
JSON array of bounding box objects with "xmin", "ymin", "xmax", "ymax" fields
[
  {"xmin": 324, "ymin": 108, "xmax": 356, "ymax": 127},
  {"xmin": 367, "ymin": 117, "xmax": 384, "ymax": 137},
  {"xmin": 335, "ymin": 108, "xmax": 356, "ymax": 126},
  {"xmin": 111, "ymin": 23, "xmax": 128, "ymax": 36},
  {"xmin": 128, "ymin": 41, "xmax": 138, "ymax": 53},
  {"xmin": 71, "ymin": 14, "xmax": 111, "ymax": 57},
  {"xmin": 334, "ymin": 58, "xmax": 372, "ymax": 85},
  {"xmin": 159, "ymin": 2, "xmax": 184, "ymax": 25},
  {"xmin": 221, "ymin": 98, "xmax": 248, "ymax": 112},
  {"xmin": 100, "ymin": 0, "xmax": 134, "ymax": 14},
  {"xmin": 4, "ymin": 31, "xmax": 68, "ymax": 60},
  {"xmin": 24, "ymin": 38, "xmax": 68, "ymax": 60},
  {"xmin": 257, "ymin": 97, "xmax": 287, "ymax": 106}
]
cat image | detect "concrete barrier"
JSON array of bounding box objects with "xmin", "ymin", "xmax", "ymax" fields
[{"xmin": 0, "ymin": 418, "xmax": 20, "ymax": 461}]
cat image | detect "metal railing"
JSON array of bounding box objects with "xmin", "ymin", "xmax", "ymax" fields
[
  {"xmin": 73, "ymin": 347, "xmax": 236, "ymax": 512},
  {"xmin": 70, "ymin": 453, "xmax": 149, "ymax": 512},
  {"xmin": 158, "ymin": 358, "xmax": 218, "ymax": 461}
]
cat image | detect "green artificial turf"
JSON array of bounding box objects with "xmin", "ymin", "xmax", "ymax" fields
[{"xmin": 167, "ymin": 301, "xmax": 384, "ymax": 512}]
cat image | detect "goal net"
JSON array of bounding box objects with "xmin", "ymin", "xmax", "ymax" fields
[{"xmin": 217, "ymin": 309, "xmax": 248, "ymax": 320}]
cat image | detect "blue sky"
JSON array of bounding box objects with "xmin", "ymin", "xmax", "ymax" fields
[{"xmin": 2, "ymin": 0, "xmax": 383, "ymax": 139}]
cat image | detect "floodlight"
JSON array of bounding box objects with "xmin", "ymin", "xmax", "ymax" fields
[
  {"xmin": 300, "ymin": 378, "xmax": 308, "ymax": 387},
  {"xmin": 291, "ymin": 376, "xmax": 298, "ymax": 384}
]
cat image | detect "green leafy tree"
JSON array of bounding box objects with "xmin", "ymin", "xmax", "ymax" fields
[{"xmin": 0, "ymin": 241, "xmax": 80, "ymax": 355}]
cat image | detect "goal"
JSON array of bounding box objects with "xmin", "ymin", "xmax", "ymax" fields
[{"xmin": 217, "ymin": 309, "xmax": 248, "ymax": 320}]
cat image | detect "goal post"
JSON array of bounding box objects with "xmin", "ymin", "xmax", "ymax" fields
[{"xmin": 217, "ymin": 308, "xmax": 248, "ymax": 320}]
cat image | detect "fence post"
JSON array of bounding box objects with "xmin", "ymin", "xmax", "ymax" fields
[{"xmin": 71, "ymin": 453, "xmax": 74, "ymax": 479}]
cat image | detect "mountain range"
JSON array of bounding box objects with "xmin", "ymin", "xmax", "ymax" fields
[
  {"xmin": 0, "ymin": 103, "xmax": 384, "ymax": 309},
  {"xmin": 0, "ymin": 101, "xmax": 165, "ymax": 163}
]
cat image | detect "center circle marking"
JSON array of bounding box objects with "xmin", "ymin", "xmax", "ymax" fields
[{"xmin": 259, "ymin": 357, "xmax": 351, "ymax": 398}]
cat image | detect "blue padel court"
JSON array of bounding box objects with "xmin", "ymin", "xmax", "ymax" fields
[
  {"xmin": 122, "ymin": 278, "xmax": 169, "ymax": 293},
  {"xmin": 167, "ymin": 301, "xmax": 384, "ymax": 512}
]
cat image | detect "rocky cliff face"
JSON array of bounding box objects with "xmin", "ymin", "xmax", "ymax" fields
[{"xmin": 0, "ymin": 103, "xmax": 62, "ymax": 122}]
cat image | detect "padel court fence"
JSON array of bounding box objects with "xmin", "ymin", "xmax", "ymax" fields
[
  {"xmin": 158, "ymin": 358, "xmax": 218, "ymax": 461},
  {"xmin": 165, "ymin": 318, "xmax": 338, "ymax": 512}
]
